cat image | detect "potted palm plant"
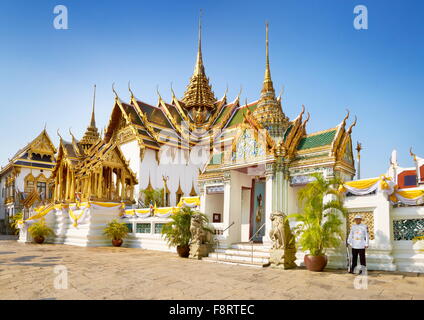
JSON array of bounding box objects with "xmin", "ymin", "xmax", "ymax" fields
[
  {"xmin": 289, "ymin": 173, "xmax": 347, "ymax": 272},
  {"xmin": 103, "ymin": 219, "xmax": 129, "ymax": 247},
  {"xmin": 161, "ymin": 207, "xmax": 212, "ymax": 258},
  {"xmin": 28, "ymin": 218, "xmax": 54, "ymax": 244}
]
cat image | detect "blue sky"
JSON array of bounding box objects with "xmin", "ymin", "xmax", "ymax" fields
[{"xmin": 0, "ymin": 0, "xmax": 423, "ymax": 178}]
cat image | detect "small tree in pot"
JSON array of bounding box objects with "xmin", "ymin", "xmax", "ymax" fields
[
  {"xmin": 289, "ymin": 173, "xmax": 347, "ymax": 272},
  {"xmin": 103, "ymin": 219, "xmax": 129, "ymax": 247},
  {"xmin": 28, "ymin": 219, "xmax": 54, "ymax": 244},
  {"xmin": 161, "ymin": 207, "xmax": 212, "ymax": 258}
]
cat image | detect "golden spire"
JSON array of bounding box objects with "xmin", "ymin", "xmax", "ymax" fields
[
  {"xmin": 252, "ymin": 22, "xmax": 289, "ymax": 139},
  {"xmin": 195, "ymin": 10, "xmax": 204, "ymax": 76},
  {"xmin": 262, "ymin": 22, "xmax": 274, "ymax": 96},
  {"xmin": 90, "ymin": 84, "xmax": 97, "ymax": 127},
  {"xmin": 80, "ymin": 84, "xmax": 101, "ymax": 149},
  {"xmin": 181, "ymin": 10, "xmax": 216, "ymax": 114}
]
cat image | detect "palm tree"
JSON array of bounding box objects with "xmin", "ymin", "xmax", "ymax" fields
[{"xmin": 289, "ymin": 172, "xmax": 348, "ymax": 257}]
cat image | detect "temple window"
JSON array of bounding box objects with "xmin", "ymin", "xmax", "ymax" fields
[
  {"xmin": 125, "ymin": 223, "xmax": 134, "ymax": 233},
  {"xmin": 404, "ymin": 175, "xmax": 417, "ymax": 187},
  {"xmin": 37, "ymin": 182, "xmax": 47, "ymax": 199},
  {"xmin": 154, "ymin": 223, "xmax": 165, "ymax": 234},
  {"xmin": 175, "ymin": 180, "xmax": 184, "ymax": 206},
  {"xmin": 189, "ymin": 181, "xmax": 198, "ymax": 197},
  {"xmin": 164, "ymin": 192, "xmax": 170, "ymax": 207},
  {"xmin": 136, "ymin": 223, "xmax": 151, "ymax": 234},
  {"xmin": 24, "ymin": 174, "xmax": 35, "ymax": 193},
  {"xmin": 31, "ymin": 153, "xmax": 42, "ymax": 161},
  {"xmin": 176, "ymin": 192, "xmax": 183, "ymax": 206}
]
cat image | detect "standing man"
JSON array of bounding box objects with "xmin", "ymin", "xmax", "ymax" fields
[{"xmin": 347, "ymin": 214, "xmax": 369, "ymax": 274}]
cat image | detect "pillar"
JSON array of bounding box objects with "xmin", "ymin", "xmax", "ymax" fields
[
  {"xmin": 263, "ymin": 163, "xmax": 274, "ymax": 245},
  {"xmin": 264, "ymin": 159, "xmax": 290, "ymax": 245},
  {"xmin": 98, "ymin": 167, "xmax": 103, "ymax": 199},
  {"xmin": 69, "ymin": 171, "xmax": 75, "ymax": 202},
  {"xmin": 221, "ymin": 170, "xmax": 232, "ymax": 247},
  {"xmin": 65, "ymin": 166, "xmax": 70, "ymax": 200}
]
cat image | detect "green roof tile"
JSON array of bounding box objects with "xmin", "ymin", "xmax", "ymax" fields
[
  {"xmin": 227, "ymin": 103, "xmax": 258, "ymax": 127},
  {"xmin": 297, "ymin": 129, "xmax": 336, "ymax": 150},
  {"xmin": 214, "ymin": 106, "xmax": 232, "ymax": 124}
]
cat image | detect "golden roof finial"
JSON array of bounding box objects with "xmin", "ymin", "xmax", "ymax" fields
[
  {"xmin": 128, "ymin": 81, "xmax": 135, "ymax": 99},
  {"xmin": 112, "ymin": 82, "xmax": 119, "ymax": 99},
  {"xmin": 410, "ymin": 147, "xmax": 417, "ymax": 161},
  {"xmin": 57, "ymin": 129, "xmax": 63, "ymax": 141},
  {"xmin": 90, "ymin": 84, "xmax": 96, "ymax": 128}
]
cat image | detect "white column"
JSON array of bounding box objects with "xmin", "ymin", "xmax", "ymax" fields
[
  {"xmin": 263, "ymin": 164, "xmax": 274, "ymax": 245},
  {"xmin": 221, "ymin": 171, "xmax": 233, "ymax": 247},
  {"xmin": 199, "ymin": 184, "xmax": 206, "ymax": 214}
]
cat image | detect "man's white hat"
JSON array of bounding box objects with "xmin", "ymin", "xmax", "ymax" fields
[{"xmin": 354, "ymin": 214, "xmax": 363, "ymax": 220}]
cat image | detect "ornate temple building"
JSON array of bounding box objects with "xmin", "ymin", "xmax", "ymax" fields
[
  {"xmin": 46, "ymin": 21, "xmax": 357, "ymax": 247},
  {"xmin": 52, "ymin": 86, "xmax": 138, "ymax": 204},
  {"xmin": 0, "ymin": 129, "xmax": 57, "ymax": 232},
  {"xmin": 8, "ymin": 18, "xmax": 423, "ymax": 273}
]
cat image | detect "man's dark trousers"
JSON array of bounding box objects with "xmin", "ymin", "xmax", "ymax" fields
[{"xmin": 350, "ymin": 248, "xmax": 366, "ymax": 272}]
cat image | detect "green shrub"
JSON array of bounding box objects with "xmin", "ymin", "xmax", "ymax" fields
[
  {"xmin": 9, "ymin": 212, "xmax": 23, "ymax": 235},
  {"xmin": 103, "ymin": 219, "xmax": 129, "ymax": 240},
  {"xmin": 28, "ymin": 219, "xmax": 54, "ymax": 239}
]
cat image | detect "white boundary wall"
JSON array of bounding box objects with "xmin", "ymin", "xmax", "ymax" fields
[{"xmin": 345, "ymin": 191, "xmax": 424, "ymax": 273}]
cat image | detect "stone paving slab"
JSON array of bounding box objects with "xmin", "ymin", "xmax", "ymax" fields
[{"xmin": 0, "ymin": 239, "xmax": 423, "ymax": 300}]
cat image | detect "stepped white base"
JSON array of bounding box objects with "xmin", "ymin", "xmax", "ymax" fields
[{"xmin": 19, "ymin": 205, "xmax": 175, "ymax": 252}]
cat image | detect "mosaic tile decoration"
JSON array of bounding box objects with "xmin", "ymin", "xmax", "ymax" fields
[
  {"xmin": 346, "ymin": 211, "xmax": 375, "ymax": 240},
  {"xmin": 393, "ymin": 218, "xmax": 424, "ymax": 241}
]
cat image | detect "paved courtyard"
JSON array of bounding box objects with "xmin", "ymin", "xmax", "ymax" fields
[{"xmin": 0, "ymin": 237, "xmax": 423, "ymax": 300}]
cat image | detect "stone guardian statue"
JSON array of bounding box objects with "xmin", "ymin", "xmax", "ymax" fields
[{"xmin": 268, "ymin": 211, "xmax": 297, "ymax": 269}]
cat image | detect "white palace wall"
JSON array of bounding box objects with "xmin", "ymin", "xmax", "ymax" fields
[
  {"xmin": 120, "ymin": 141, "xmax": 204, "ymax": 206},
  {"xmin": 344, "ymin": 192, "xmax": 424, "ymax": 273}
]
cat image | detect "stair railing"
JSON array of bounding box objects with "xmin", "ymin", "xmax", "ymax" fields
[
  {"xmin": 214, "ymin": 221, "xmax": 235, "ymax": 262},
  {"xmin": 248, "ymin": 222, "xmax": 267, "ymax": 264}
]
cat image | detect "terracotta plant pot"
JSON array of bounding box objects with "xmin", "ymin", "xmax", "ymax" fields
[
  {"xmin": 112, "ymin": 239, "xmax": 123, "ymax": 247},
  {"xmin": 177, "ymin": 245, "xmax": 190, "ymax": 258},
  {"xmin": 33, "ymin": 236, "xmax": 45, "ymax": 244},
  {"xmin": 304, "ymin": 254, "xmax": 328, "ymax": 272}
]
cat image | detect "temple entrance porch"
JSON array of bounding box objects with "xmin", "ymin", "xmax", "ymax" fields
[{"xmin": 200, "ymin": 163, "xmax": 274, "ymax": 247}]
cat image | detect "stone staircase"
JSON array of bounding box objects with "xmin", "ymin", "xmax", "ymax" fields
[{"xmin": 203, "ymin": 243, "xmax": 270, "ymax": 268}]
